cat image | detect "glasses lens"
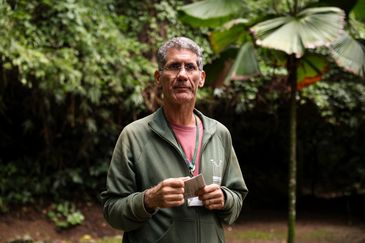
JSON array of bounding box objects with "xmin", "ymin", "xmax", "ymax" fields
[
  {"xmin": 163, "ymin": 63, "xmax": 198, "ymax": 74},
  {"xmin": 184, "ymin": 63, "xmax": 197, "ymax": 72}
]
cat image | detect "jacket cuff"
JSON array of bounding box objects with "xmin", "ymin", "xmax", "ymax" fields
[
  {"xmin": 139, "ymin": 190, "xmax": 159, "ymax": 216},
  {"xmin": 221, "ymin": 186, "xmax": 234, "ymax": 211}
]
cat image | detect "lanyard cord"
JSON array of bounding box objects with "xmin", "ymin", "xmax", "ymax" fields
[{"xmin": 168, "ymin": 115, "xmax": 199, "ymax": 172}]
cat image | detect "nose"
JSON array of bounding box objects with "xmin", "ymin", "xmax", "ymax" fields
[{"xmin": 177, "ymin": 65, "xmax": 188, "ymax": 78}]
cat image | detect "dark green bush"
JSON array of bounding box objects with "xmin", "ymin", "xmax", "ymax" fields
[{"xmin": 0, "ymin": 0, "xmax": 364, "ymax": 212}]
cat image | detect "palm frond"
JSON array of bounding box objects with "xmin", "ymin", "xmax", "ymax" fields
[{"xmin": 250, "ymin": 7, "xmax": 345, "ymax": 57}]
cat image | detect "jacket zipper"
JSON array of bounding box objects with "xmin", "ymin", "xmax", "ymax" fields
[
  {"xmin": 196, "ymin": 207, "xmax": 200, "ymax": 243},
  {"xmin": 197, "ymin": 133, "xmax": 215, "ymax": 243},
  {"xmin": 152, "ymin": 122, "xmax": 215, "ymax": 243}
]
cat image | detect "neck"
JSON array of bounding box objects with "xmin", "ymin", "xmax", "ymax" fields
[{"xmin": 163, "ymin": 103, "xmax": 195, "ymax": 126}]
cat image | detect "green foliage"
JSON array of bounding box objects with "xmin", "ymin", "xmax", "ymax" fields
[
  {"xmin": 47, "ymin": 201, "xmax": 85, "ymax": 229},
  {"xmin": 0, "ymin": 161, "xmax": 35, "ymax": 212},
  {"xmin": 0, "ymin": 0, "xmax": 153, "ymax": 209},
  {"xmin": 117, "ymin": 0, "xmax": 213, "ymax": 63},
  {"xmin": 179, "ymin": 0, "xmax": 244, "ymax": 28},
  {"xmin": 0, "ymin": 0, "xmax": 150, "ymax": 209},
  {"xmin": 0, "ymin": 0, "xmax": 364, "ymax": 212},
  {"xmin": 298, "ymin": 67, "xmax": 365, "ymax": 194},
  {"xmin": 0, "ymin": 0, "xmax": 216, "ymax": 209},
  {"xmin": 198, "ymin": 67, "xmax": 365, "ymax": 199},
  {"xmin": 300, "ymin": 66, "xmax": 365, "ymax": 126}
]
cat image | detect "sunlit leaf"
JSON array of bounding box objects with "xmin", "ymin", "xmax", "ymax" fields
[
  {"xmin": 352, "ymin": 20, "xmax": 365, "ymax": 41},
  {"xmin": 330, "ymin": 32, "xmax": 365, "ymax": 77},
  {"xmin": 250, "ymin": 7, "xmax": 345, "ymax": 58},
  {"xmin": 209, "ymin": 18, "xmax": 249, "ymax": 53},
  {"xmin": 297, "ymin": 54, "xmax": 328, "ymax": 90},
  {"xmin": 224, "ymin": 42, "xmax": 260, "ymax": 83},
  {"xmin": 179, "ymin": 0, "xmax": 243, "ymax": 27},
  {"xmin": 203, "ymin": 48, "xmax": 237, "ymax": 87},
  {"xmin": 351, "ymin": 0, "xmax": 365, "ymax": 22}
]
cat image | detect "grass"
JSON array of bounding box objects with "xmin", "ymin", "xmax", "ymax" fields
[
  {"xmin": 6, "ymin": 223, "xmax": 363, "ymax": 243},
  {"xmin": 224, "ymin": 227, "xmax": 356, "ymax": 243},
  {"xmin": 301, "ymin": 229, "xmax": 336, "ymax": 241},
  {"xmin": 79, "ymin": 235, "xmax": 122, "ymax": 243},
  {"xmin": 225, "ymin": 228, "xmax": 286, "ymax": 241},
  {"xmin": 78, "ymin": 228, "xmax": 356, "ymax": 243}
]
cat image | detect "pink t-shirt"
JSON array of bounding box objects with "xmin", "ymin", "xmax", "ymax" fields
[{"xmin": 170, "ymin": 117, "xmax": 203, "ymax": 176}]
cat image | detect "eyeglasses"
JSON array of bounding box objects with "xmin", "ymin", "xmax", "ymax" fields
[{"xmin": 161, "ymin": 62, "xmax": 200, "ymax": 75}]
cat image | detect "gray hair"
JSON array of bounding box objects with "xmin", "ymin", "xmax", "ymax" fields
[{"xmin": 157, "ymin": 36, "xmax": 204, "ymax": 71}]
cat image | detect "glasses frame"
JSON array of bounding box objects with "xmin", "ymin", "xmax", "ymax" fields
[{"xmin": 161, "ymin": 62, "xmax": 201, "ymax": 76}]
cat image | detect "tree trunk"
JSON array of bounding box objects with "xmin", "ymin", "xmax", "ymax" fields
[{"xmin": 287, "ymin": 54, "xmax": 298, "ymax": 243}]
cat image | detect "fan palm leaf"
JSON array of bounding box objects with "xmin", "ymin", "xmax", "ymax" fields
[
  {"xmin": 224, "ymin": 42, "xmax": 260, "ymax": 83},
  {"xmin": 297, "ymin": 54, "xmax": 328, "ymax": 90},
  {"xmin": 250, "ymin": 7, "xmax": 345, "ymax": 58},
  {"xmin": 330, "ymin": 32, "xmax": 365, "ymax": 77},
  {"xmin": 209, "ymin": 19, "xmax": 249, "ymax": 53},
  {"xmin": 179, "ymin": 0, "xmax": 243, "ymax": 27}
]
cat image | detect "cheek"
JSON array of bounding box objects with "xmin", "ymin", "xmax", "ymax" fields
[
  {"xmin": 192, "ymin": 77, "xmax": 202, "ymax": 88},
  {"xmin": 159, "ymin": 76, "xmax": 173, "ymax": 88},
  {"xmin": 162, "ymin": 80, "xmax": 176, "ymax": 95}
]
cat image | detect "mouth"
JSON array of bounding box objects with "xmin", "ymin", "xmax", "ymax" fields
[{"xmin": 173, "ymin": 86, "xmax": 191, "ymax": 91}]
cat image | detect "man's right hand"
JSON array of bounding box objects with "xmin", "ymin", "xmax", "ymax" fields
[{"xmin": 144, "ymin": 177, "xmax": 189, "ymax": 211}]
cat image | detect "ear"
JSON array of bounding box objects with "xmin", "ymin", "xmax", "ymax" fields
[
  {"xmin": 198, "ymin": 70, "xmax": 206, "ymax": 87},
  {"xmin": 154, "ymin": 70, "xmax": 161, "ymax": 87}
]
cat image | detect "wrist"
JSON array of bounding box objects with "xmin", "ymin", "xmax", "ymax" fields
[{"xmin": 144, "ymin": 188, "xmax": 156, "ymax": 213}]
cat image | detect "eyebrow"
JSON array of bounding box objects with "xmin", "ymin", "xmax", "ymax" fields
[{"xmin": 166, "ymin": 61, "xmax": 197, "ymax": 66}]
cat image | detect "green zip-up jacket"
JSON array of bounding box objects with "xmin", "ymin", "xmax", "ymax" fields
[{"xmin": 101, "ymin": 108, "xmax": 248, "ymax": 243}]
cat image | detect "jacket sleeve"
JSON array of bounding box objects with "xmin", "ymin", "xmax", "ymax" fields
[
  {"xmin": 100, "ymin": 129, "xmax": 155, "ymax": 231},
  {"xmin": 216, "ymin": 132, "xmax": 248, "ymax": 225}
]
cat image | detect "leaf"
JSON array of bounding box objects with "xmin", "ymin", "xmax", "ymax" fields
[
  {"xmin": 86, "ymin": 118, "xmax": 97, "ymax": 133},
  {"xmin": 330, "ymin": 32, "xmax": 365, "ymax": 77},
  {"xmin": 209, "ymin": 18, "xmax": 249, "ymax": 53},
  {"xmin": 179, "ymin": 0, "xmax": 243, "ymax": 27},
  {"xmin": 297, "ymin": 54, "xmax": 328, "ymax": 90},
  {"xmin": 351, "ymin": 0, "xmax": 365, "ymax": 22},
  {"xmin": 224, "ymin": 42, "xmax": 260, "ymax": 83},
  {"xmin": 250, "ymin": 7, "xmax": 345, "ymax": 58},
  {"xmin": 202, "ymin": 48, "xmax": 237, "ymax": 87}
]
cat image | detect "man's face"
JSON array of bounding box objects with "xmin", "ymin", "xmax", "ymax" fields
[{"xmin": 155, "ymin": 48, "xmax": 206, "ymax": 106}]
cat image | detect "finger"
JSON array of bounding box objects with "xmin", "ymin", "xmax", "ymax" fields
[
  {"xmin": 203, "ymin": 198, "xmax": 213, "ymax": 209},
  {"xmin": 165, "ymin": 199, "xmax": 185, "ymax": 208},
  {"xmin": 161, "ymin": 195, "xmax": 185, "ymax": 208},
  {"xmin": 160, "ymin": 191, "xmax": 184, "ymax": 201},
  {"xmin": 204, "ymin": 184, "xmax": 221, "ymax": 193},
  {"xmin": 162, "ymin": 178, "xmax": 186, "ymax": 188},
  {"xmin": 178, "ymin": 176, "xmax": 191, "ymax": 181},
  {"xmin": 198, "ymin": 186, "xmax": 222, "ymax": 200},
  {"xmin": 196, "ymin": 185, "xmax": 213, "ymax": 196},
  {"xmin": 204, "ymin": 198, "xmax": 224, "ymax": 210},
  {"xmin": 196, "ymin": 184, "xmax": 219, "ymax": 196}
]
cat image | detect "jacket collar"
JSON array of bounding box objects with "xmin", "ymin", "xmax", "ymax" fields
[{"xmin": 148, "ymin": 107, "xmax": 217, "ymax": 147}]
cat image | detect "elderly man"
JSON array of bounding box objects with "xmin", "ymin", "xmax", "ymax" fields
[{"xmin": 101, "ymin": 36, "xmax": 248, "ymax": 243}]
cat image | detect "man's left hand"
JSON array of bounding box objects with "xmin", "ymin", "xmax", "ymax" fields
[{"xmin": 196, "ymin": 184, "xmax": 225, "ymax": 210}]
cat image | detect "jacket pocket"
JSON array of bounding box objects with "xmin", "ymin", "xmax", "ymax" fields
[{"xmin": 157, "ymin": 218, "xmax": 196, "ymax": 243}]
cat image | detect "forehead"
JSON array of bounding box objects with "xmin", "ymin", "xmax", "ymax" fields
[{"xmin": 165, "ymin": 48, "xmax": 198, "ymax": 64}]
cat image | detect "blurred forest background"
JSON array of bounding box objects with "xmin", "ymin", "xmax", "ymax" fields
[{"xmin": 0, "ymin": 0, "xmax": 365, "ymax": 225}]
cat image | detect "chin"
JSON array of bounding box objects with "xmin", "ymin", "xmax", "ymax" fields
[{"xmin": 174, "ymin": 96, "xmax": 195, "ymax": 105}]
